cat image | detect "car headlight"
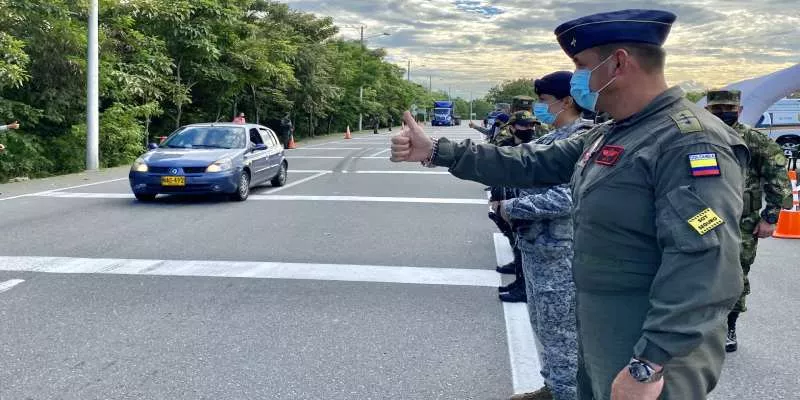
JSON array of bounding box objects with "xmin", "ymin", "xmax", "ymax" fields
[
  {"xmin": 206, "ymin": 159, "xmax": 233, "ymax": 173},
  {"xmin": 132, "ymin": 157, "xmax": 148, "ymax": 172}
]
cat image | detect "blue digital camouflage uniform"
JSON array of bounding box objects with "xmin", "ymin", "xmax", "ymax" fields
[{"xmin": 502, "ymin": 118, "xmax": 594, "ymax": 400}]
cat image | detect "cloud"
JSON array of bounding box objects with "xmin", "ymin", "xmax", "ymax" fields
[{"xmin": 284, "ymin": 0, "xmax": 800, "ymax": 97}]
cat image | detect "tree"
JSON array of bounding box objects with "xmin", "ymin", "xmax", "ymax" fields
[
  {"xmin": 485, "ymin": 78, "xmax": 536, "ymax": 104},
  {"xmin": 685, "ymin": 91, "xmax": 706, "ymax": 103}
]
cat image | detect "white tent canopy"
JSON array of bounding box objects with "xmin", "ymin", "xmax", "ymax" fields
[{"xmin": 696, "ymin": 63, "xmax": 800, "ymax": 126}]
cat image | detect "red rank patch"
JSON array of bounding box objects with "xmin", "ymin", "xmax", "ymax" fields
[{"xmin": 595, "ymin": 145, "xmax": 624, "ymax": 166}]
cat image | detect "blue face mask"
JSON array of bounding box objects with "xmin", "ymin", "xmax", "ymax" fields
[
  {"xmin": 534, "ymin": 101, "xmax": 563, "ymax": 125},
  {"xmin": 570, "ymin": 55, "xmax": 617, "ymax": 112}
]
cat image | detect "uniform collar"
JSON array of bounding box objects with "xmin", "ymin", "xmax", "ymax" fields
[{"xmin": 612, "ymin": 86, "xmax": 685, "ymax": 130}]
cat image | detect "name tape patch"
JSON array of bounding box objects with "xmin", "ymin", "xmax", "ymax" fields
[
  {"xmin": 687, "ymin": 208, "xmax": 724, "ymax": 235},
  {"xmin": 688, "ymin": 153, "xmax": 721, "ymax": 177}
]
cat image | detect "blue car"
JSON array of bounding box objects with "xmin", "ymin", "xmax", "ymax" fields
[{"xmin": 129, "ymin": 123, "xmax": 288, "ymax": 201}]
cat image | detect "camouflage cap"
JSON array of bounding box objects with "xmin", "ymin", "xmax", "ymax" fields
[
  {"xmin": 507, "ymin": 110, "xmax": 537, "ymax": 126},
  {"xmin": 707, "ymin": 89, "xmax": 741, "ymax": 106},
  {"xmin": 511, "ymin": 95, "xmax": 534, "ymax": 111}
]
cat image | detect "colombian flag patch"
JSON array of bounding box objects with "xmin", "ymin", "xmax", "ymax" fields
[{"xmin": 688, "ymin": 153, "xmax": 721, "ymax": 177}]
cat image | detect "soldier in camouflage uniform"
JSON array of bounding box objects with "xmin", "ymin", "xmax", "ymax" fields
[
  {"xmin": 496, "ymin": 111, "xmax": 541, "ymax": 303},
  {"xmin": 705, "ymin": 89, "xmax": 792, "ymax": 352},
  {"xmin": 500, "ymin": 72, "xmax": 593, "ymax": 400}
]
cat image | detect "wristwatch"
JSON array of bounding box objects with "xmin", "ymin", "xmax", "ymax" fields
[
  {"xmin": 628, "ymin": 358, "xmax": 664, "ymax": 383},
  {"xmin": 762, "ymin": 212, "xmax": 779, "ymax": 225}
]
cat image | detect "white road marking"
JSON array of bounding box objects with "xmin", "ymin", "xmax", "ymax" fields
[
  {"xmin": 346, "ymin": 170, "xmax": 451, "ymax": 175},
  {"xmin": 495, "ymin": 232, "xmax": 543, "ymax": 395},
  {"xmin": 286, "ymin": 156, "xmax": 346, "ymax": 159},
  {"xmin": 39, "ymin": 192, "xmax": 132, "ymax": 199},
  {"xmin": 368, "ymin": 148, "xmax": 391, "ymax": 157},
  {"xmin": 0, "ymin": 279, "xmax": 25, "ymax": 294},
  {"xmin": 249, "ymin": 195, "xmax": 486, "ymax": 204},
  {"xmin": 292, "ymin": 147, "xmax": 363, "ymax": 150},
  {"xmin": 0, "ymin": 257, "xmax": 499, "ymax": 288},
  {"xmin": 287, "ymin": 170, "xmax": 333, "ymax": 174},
  {"xmin": 0, "ymin": 177, "xmax": 128, "ymax": 201},
  {"xmin": 28, "ymin": 192, "xmax": 486, "ymax": 204},
  {"xmin": 263, "ymin": 171, "xmax": 331, "ymax": 194}
]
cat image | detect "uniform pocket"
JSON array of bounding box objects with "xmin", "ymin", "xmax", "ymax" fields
[{"xmin": 662, "ymin": 185, "xmax": 722, "ymax": 253}]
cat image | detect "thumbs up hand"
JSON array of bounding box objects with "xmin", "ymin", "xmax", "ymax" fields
[{"xmin": 390, "ymin": 111, "xmax": 434, "ymax": 163}]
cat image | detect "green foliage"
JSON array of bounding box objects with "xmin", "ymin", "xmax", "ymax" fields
[
  {"xmin": 485, "ymin": 78, "xmax": 536, "ymax": 104},
  {"xmin": 0, "ymin": 0, "xmax": 438, "ymax": 181},
  {"xmin": 685, "ymin": 91, "xmax": 706, "ymax": 103}
]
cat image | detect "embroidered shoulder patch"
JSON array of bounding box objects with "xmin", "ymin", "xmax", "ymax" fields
[
  {"xmin": 671, "ymin": 109, "xmax": 703, "ymax": 134},
  {"xmin": 688, "ymin": 153, "xmax": 721, "ymax": 177},
  {"xmin": 687, "ymin": 208, "xmax": 724, "ymax": 235},
  {"xmin": 595, "ymin": 145, "xmax": 624, "ymax": 166}
]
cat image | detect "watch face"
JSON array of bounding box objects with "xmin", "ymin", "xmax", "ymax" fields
[{"xmin": 629, "ymin": 363, "xmax": 650, "ymax": 381}]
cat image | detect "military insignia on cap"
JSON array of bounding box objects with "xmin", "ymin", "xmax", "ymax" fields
[
  {"xmin": 688, "ymin": 153, "xmax": 721, "ymax": 177},
  {"xmin": 571, "ymin": 37, "xmax": 576, "ymax": 47},
  {"xmin": 687, "ymin": 208, "xmax": 724, "ymax": 235},
  {"xmin": 670, "ymin": 110, "xmax": 703, "ymax": 134}
]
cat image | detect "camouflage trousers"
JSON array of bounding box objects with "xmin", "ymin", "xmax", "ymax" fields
[
  {"xmin": 520, "ymin": 244, "xmax": 578, "ymax": 400},
  {"xmin": 734, "ymin": 215, "xmax": 760, "ymax": 313}
]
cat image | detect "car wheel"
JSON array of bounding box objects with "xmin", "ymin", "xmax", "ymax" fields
[
  {"xmin": 134, "ymin": 193, "xmax": 157, "ymax": 202},
  {"xmin": 271, "ymin": 162, "xmax": 288, "ymax": 187},
  {"xmin": 231, "ymin": 171, "xmax": 250, "ymax": 201}
]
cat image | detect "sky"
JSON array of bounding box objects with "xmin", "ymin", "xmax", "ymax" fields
[{"xmin": 283, "ymin": 0, "xmax": 800, "ymax": 98}]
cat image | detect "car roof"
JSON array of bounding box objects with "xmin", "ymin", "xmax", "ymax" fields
[{"xmin": 184, "ymin": 123, "xmax": 274, "ymax": 130}]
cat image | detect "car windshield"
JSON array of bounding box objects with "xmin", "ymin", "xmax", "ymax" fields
[
  {"xmin": 162, "ymin": 126, "xmax": 246, "ymax": 149},
  {"xmin": 434, "ymin": 108, "xmax": 450, "ymax": 116}
]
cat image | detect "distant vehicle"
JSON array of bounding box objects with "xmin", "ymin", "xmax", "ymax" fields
[
  {"xmin": 432, "ymin": 101, "xmax": 455, "ymax": 126},
  {"xmin": 129, "ymin": 123, "xmax": 288, "ymax": 202},
  {"xmin": 754, "ymin": 98, "xmax": 800, "ymax": 158}
]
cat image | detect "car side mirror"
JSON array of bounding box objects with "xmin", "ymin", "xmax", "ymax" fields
[
  {"xmin": 147, "ymin": 143, "xmax": 158, "ymax": 150},
  {"xmin": 253, "ymin": 143, "xmax": 267, "ymax": 151}
]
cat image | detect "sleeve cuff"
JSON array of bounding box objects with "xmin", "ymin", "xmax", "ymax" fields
[
  {"xmin": 633, "ymin": 337, "xmax": 671, "ymax": 367},
  {"xmin": 502, "ymin": 199, "xmax": 519, "ymax": 218},
  {"xmin": 432, "ymin": 138, "xmax": 455, "ymax": 167}
]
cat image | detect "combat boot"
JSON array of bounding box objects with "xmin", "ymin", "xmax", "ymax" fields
[
  {"xmin": 510, "ymin": 386, "xmax": 553, "ymax": 400},
  {"xmin": 726, "ymin": 312, "xmax": 739, "ymax": 352},
  {"xmin": 498, "ymin": 278, "xmax": 524, "ymax": 293},
  {"xmin": 499, "ymin": 284, "xmax": 527, "ymax": 303},
  {"xmin": 496, "ymin": 261, "xmax": 516, "ymax": 274}
]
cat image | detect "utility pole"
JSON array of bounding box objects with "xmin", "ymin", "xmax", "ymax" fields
[
  {"xmin": 86, "ymin": 0, "xmax": 99, "ymax": 170},
  {"xmin": 407, "ymin": 59, "xmax": 411, "ymax": 81},
  {"xmin": 359, "ymin": 26, "xmax": 364, "ymax": 132},
  {"xmin": 428, "ymin": 75, "xmax": 432, "ymax": 93},
  {"xmin": 469, "ymin": 91, "xmax": 473, "ymax": 121}
]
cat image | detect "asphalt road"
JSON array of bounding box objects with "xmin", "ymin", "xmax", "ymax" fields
[{"xmin": 1, "ymin": 124, "xmax": 798, "ymax": 399}]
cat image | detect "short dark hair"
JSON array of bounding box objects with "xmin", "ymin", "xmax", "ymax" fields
[{"xmin": 595, "ymin": 42, "xmax": 666, "ymax": 73}]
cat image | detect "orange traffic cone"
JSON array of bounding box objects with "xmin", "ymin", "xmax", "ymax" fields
[
  {"xmin": 774, "ymin": 170, "xmax": 800, "ymax": 238},
  {"xmin": 287, "ymin": 134, "xmax": 297, "ymax": 149},
  {"xmin": 344, "ymin": 126, "xmax": 352, "ymax": 139}
]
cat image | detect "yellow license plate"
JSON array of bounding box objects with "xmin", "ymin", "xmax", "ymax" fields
[{"xmin": 161, "ymin": 176, "xmax": 185, "ymax": 186}]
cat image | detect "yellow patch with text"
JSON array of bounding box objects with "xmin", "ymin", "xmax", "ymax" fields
[{"xmin": 687, "ymin": 208, "xmax": 724, "ymax": 235}]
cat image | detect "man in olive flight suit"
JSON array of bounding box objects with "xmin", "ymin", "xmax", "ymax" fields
[{"xmin": 390, "ymin": 9, "xmax": 748, "ymax": 400}]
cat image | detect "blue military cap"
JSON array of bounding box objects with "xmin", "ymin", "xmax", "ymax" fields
[
  {"xmin": 555, "ymin": 9, "xmax": 677, "ymax": 58},
  {"xmin": 496, "ymin": 113, "xmax": 510, "ymax": 123},
  {"xmin": 534, "ymin": 71, "xmax": 573, "ymax": 99}
]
